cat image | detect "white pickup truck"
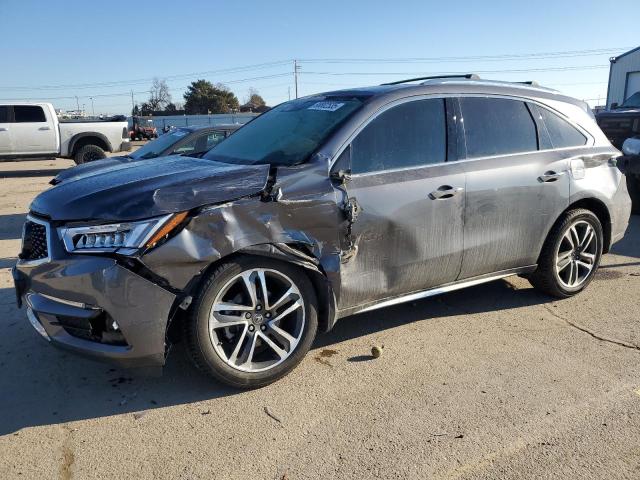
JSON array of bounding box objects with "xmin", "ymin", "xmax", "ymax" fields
[{"xmin": 0, "ymin": 103, "xmax": 130, "ymax": 164}]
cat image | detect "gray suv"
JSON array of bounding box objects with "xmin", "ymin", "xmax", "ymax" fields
[{"xmin": 13, "ymin": 75, "xmax": 632, "ymax": 388}]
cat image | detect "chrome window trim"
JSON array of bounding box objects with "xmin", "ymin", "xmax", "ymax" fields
[
  {"xmin": 328, "ymin": 92, "xmax": 596, "ymax": 174},
  {"xmin": 17, "ymin": 214, "xmax": 52, "ymax": 267}
]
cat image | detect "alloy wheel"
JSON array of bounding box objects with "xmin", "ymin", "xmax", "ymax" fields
[
  {"xmin": 554, "ymin": 220, "xmax": 598, "ymax": 289},
  {"xmin": 209, "ymin": 268, "xmax": 305, "ymax": 373}
]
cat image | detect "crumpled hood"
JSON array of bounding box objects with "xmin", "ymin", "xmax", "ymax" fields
[
  {"xmin": 31, "ymin": 156, "xmax": 270, "ymax": 221},
  {"xmin": 51, "ymin": 156, "xmax": 133, "ymax": 184}
]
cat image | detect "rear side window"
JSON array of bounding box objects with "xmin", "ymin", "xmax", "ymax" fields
[
  {"xmin": 460, "ymin": 97, "xmax": 537, "ymax": 158},
  {"xmin": 0, "ymin": 106, "xmax": 8, "ymax": 122},
  {"xmin": 14, "ymin": 106, "xmax": 46, "ymax": 123},
  {"xmin": 206, "ymin": 131, "xmax": 226, "ymax": 150},
  {"xmin": 351, "ymin": 98, "xmax": 446, "ymax": 174},
  {"xmin": 536, "ymin": 107, "xmax": 587, "ymax": 149}
]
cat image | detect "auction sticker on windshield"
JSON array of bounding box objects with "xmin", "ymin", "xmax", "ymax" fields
[{"xmin": 308, "ymin": 101, "xmax": 345, "ymax": 112}]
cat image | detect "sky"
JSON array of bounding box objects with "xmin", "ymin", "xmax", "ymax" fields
[{"xmin": 0, "ymin": 0, "xmax": 638, "ymax": 115}]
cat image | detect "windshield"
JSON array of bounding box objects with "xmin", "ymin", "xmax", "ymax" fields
[
  {"xmin": 203, "ymin": 96, "xmax": 366, "ymax": 166},
  {"xmin": 130, "ymin": 128, "xmax": 190, "ymax": 159},
  {"xmin": 621, "ymin": 92, "xmax": 640, "ymax": 108}
]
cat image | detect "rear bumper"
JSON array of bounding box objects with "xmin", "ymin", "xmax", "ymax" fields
[
  {"xmin": 13, "ymin": 255, "xmax": 176, "ymax": 368},
  {"xmin": 610, "ymin": 173, "xmax": 633, "ymax": 247}
]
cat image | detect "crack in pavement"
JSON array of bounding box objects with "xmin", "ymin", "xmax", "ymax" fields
[{"xmin": 543, "ymin": 305, "xmax": 640, "ymax": 352}]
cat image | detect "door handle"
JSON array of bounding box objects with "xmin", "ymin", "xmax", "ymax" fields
[
  {"xmin": 0, "ymin": 127, "xmax": 8, "ymax": 132},
  {"xmin": 538, "ymin": 171, "xmax": 565, "ymax": 183},
  {"xmin": 429, "ymin": 185, "xmax": 464, "ymax": 200},
  {"xmin": 38, "ymin": 126, "xmax": 51, "ymax": 131}
]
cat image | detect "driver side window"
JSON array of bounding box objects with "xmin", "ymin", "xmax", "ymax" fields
[{"xmin": 350, "ymin": 98, "xmax": 446, "ymax": 174}]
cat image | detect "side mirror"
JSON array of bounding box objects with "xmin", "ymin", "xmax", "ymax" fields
[{"xmin": 611, "ymin": 102, "xmax": 619, "ymax": 109}]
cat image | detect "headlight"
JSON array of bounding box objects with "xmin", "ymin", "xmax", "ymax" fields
[{"xmin": 60, "ymin": 212, "xmax": 188, "ymax": 254}]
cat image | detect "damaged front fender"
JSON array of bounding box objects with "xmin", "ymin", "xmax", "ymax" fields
[{"xmin": 140, "ymin": 160, "xmax": 351, "ymax": 329}]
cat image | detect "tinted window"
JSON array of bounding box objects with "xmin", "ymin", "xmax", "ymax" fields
[
  {"xmin": 131, "ymin": 128, "xmax": 190, "ymax": 159},
  {"xmin": 172, "ymin": 136, "xmax": 199, "ymax": 155},
  {"xmin": 0, "ymin": 106, "xmax": 8, "ymax": 123},
  {"xmin": 13, "ymin": 105, "xmax": 46, "ymax": 123},
  {"xmin": 537, "ymin": 107, "xmax": 587, "ymax": 149},
  {"xmin": 204, "ymin": 96, "xmax": 365, "ymax": 166},
  {"xmin": 460, "ymin": 97, "xmax": 537, "ymax": 158},
  {"xmin": 206, "ymin": 131, "xmax": 226, "ymax": 150},
  {"xmin": 351, "ymin": 98, "xmax": 446, "ymax": 174}
]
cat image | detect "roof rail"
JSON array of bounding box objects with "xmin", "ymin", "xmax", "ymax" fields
[
  {"xmin": 516, "ymin": 81, "xmax": 540, "ymax": 87},
  {"xmin": 381, "ymin": 74, "xmax": 480, "ymax": 86}
]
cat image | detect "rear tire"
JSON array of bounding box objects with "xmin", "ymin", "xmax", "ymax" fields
[
  {"xmin": 73, "ymin": 144, "xmax": 106, "ymax": 165},
  {"xmin": 529, "ymin": 209, "xmax": 603, "ymax": 298},
  {"xmin": 184, "ymin": 256, "xmax": 318, "ymax": 389}
]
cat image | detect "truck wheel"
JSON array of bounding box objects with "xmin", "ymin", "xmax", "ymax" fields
[
  {"xmin": 628, "ymin": 175, "xmax": 640, "ymax": 214},
  {"xmin": 528, "ymin": 209, "xmax": 603, "ymax": 298},
  {"xmin": 184, "ymin": 256, "xmax": 318, "ymax": 389},
  {"xmin": 74, "ymin": 145, "xmax": 106, "ymax": 164}
]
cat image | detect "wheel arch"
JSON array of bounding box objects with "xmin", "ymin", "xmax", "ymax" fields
[
  {"xmin": 535, "ymin": 196, "xmax": 612, "ymax": 268},
  {"xmin": 178, "ymin": 243, "xmax": 338, "ymax": 336},
  {"xmin": 69, "ymin": 132, "xmax": 112, "ymax": 156},
  {"xmin": 565, "ymin": 197, "xmax": 612, "ymax": 253}
]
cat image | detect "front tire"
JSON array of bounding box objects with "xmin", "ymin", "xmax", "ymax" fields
[
  {"xmin": 184, "ymin": 256, "xmax": 318, "ymax": 388},
  {"xmin": 529, "ymin": 209, "xmax": 603, "ymax": 298},
  {"xmin": 73, "ymin": 144, "xmax": 106, "ymax": 164}
]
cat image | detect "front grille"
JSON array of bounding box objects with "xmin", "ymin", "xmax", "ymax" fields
[{"xmin": 20, "ymin": 220, "xmax": 49, "ymax": 261}]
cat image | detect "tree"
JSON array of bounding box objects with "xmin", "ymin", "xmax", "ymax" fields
[
  {"xmin": 132, "ymin": 104, "xmax": 140, "ymax": 116},
  {"xmin": 246, "ymin": 87, "xmax": 266, "ymax": 108},
  {"xmin": 165, "ymin": 102, "xmax": 178, "ymax": 112},
  {"xmin": 146, "ymin": 78, "xmax": 172, "ymax": 111},
  {"xmin": 183, "ymin": 80, "xmax": 240, "ymax": 114},
  {"xmin": 139, "ymin": 102, "xmax": 153, "ymax": 116}
]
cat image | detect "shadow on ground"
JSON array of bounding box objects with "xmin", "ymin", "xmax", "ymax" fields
[
  {"xmin": 610, "ymin": 213, "xmax": 639, "ymax": 259},
  {"xmin": 0, "ymin": 278, "xmax": 553, "ymax": 435},
  {"xmin": 0, "ymin": 169, "xmax": 63, "ymax": 179},
  {"xmin": 0, "ymin": 213, "xmax": 26, "ymax": 241}
]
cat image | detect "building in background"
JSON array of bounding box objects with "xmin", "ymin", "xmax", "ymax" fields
[{"xmin": 606, "ymin": 46, "xmax": 640, "ymax": 109}]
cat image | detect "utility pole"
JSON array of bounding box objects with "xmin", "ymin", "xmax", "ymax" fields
[
  {"xmin": 293, "ymin": 59, "xmax": 300, "ymax": 99},
  {"xmin": 288, "ymin": 86, "xmax": 291, "ymax": 101},
  {"xmin": 130, "ymin": 90, "xmax": 135, "ymax": 113},
  {"xmin": 89, "ymin": 97, "xmax": 95, "ymax": 117},
  {"xmin": 75, "ymin": 96, "xmax": 80, "ymax": 113}
]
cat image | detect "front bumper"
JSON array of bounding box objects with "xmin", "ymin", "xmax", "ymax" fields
[{"xmin": 13, "ymin": 254, "xmax": 176, "ymax": 368}]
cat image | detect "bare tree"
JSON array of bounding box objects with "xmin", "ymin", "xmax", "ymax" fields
[{"xmin": 146, "ymin": 78, "xmax": 172, "ymax": 111}]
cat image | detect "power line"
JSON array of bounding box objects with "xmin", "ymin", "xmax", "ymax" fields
[
  {"xmin": 301, "ymin": 65, "xmax": 608, "ymax": 76},
  {"xmin": 0, "ymin": 72, "xmax": 293, "ymax": 101},
  {"xmin": 0, "ymin": 47, "xmax": 628, "ymax": 92},
  {"xmin": 298, "ymin": 47, "xmax": 630, "ymax": 64},
  {"xmin": 0, "ymin": 60, "xmax": 292, "ymax": 91}
]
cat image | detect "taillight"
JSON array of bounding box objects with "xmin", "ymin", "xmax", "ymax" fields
[{"xmin": 122, "ymin": 127, "xmax": 128, "ymax": 139}]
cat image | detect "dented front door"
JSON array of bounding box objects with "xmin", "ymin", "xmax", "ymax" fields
[{"xmin": 338, "ymin": 163, "xmax": 466, "ymax": 310}]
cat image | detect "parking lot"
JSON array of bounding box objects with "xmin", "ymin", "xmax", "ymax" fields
[{"xmin": 0, "ymin": 156, "xmax": 639, "ymax": 479}]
